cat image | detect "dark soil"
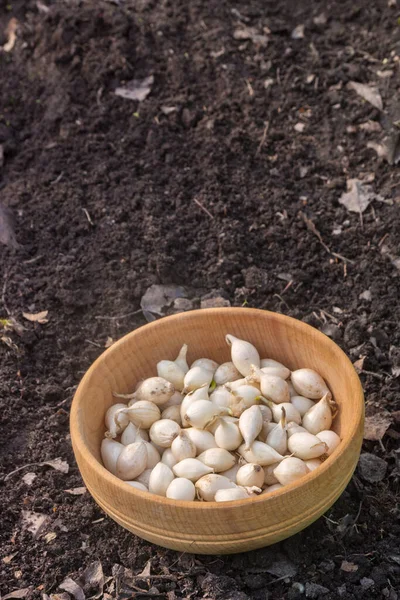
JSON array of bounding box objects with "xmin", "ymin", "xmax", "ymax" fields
[{"xmin": 1, "ymin": 0, "xmax": 400, "ymax": 598}]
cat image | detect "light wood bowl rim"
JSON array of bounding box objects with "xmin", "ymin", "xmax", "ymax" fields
[{"xmin": 70, "ymin": 308, "xmax": 364, "ymax": 509}]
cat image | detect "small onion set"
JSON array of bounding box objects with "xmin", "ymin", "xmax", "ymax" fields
[{"xmin": 101, "ymin": 334, "xmax": 340, "ymax": 502}]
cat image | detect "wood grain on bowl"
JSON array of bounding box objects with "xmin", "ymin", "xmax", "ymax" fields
[{"xmin": 70, "ymin": 308, "xmax": 364, "ymax": 554}]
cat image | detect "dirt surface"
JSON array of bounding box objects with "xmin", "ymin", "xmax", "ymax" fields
[{"xmin": 1, "ymin": 0, "xmax": 400, "ymax": 598}]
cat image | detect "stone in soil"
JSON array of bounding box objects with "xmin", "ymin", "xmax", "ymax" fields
[
  {"xmin": 305, "ymin": 582, "xmax": 330, "ymax": 598},
  {"xmin": 358, "ymin": 453, "xmax": 388, "ymax": 483}
]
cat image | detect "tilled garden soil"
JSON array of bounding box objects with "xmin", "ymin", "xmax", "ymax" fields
[{"xmin": 0, "ymin": 0, "xmax": 399, "ymax": 598}]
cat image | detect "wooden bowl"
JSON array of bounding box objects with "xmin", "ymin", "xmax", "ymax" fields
[{"xmin": 70, "ymin": 308, "xmax": 364, "ymax": 554}]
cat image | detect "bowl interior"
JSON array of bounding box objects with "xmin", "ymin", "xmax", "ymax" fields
[{"xmin": 75, "ymin": 308, "xmax": 361, "ymax": 466}]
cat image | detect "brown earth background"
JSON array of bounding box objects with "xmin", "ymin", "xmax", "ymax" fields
[{"xmin": 0, "ymin": 1, "xmax": 399, "ymax": 599}]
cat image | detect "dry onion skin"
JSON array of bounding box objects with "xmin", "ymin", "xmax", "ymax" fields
[{"xmin": 100, "ymin": 337, "xmax": 339, "ymax": 501}]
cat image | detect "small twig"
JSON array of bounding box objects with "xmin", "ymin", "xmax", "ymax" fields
[
  {"xmin": 56, "ymin": 396, "xmax": 73, "ymax": 407},
  {"xmin": 354, "ymin": 182, "xmax": 364, "ymax": 231},
  {"xmin": 95, "ymin": 309, "xmax": 143, "ymax": 321},
  {"xmin": 266, "ymin": 574, "xmax": 294, "ymax": 586},
  {"xmin": 129, "ymin": 586, "xmax": 165, "ymax": 597},
  {"xmin": 274, "ymin": 294, "xmax": 290, "ymax": 309},
  {"xmin": 351, "ymin": 500, "xmax": 363, "ymax": 532},
  {"xmin": 323, "ymin": 515, "xmax": 339, "ymax": 525},
  {"xmin": 82, "ymin": 208, "xmax": 94, "ymax": 226},
  {"xmin": 301, "ymin": 211, "xmax": 330, "ymax": 253},
  {"xmin": 357, "ymin": 49, "xmax": 380, "ymax": 63},
  {"xmin": 370, "ymin": 205, "xmax": 376, "ymax": 223},
  {"xmin": 320, "ymin": 309, "xmax": 339, "ymax": 323},
  {"xmin": 282, "ymin": 280, "xmax": 293, "ymax": 294},
  {"xmin": 3, "ymin": 458, "xmax": 64, "ymax": 482},
  {"xmin": 132, "ymin": 574, "xmax": 181, "ymax": 581},
  {"xmin": 313, "ymin": 311, "xmax": 323, "ymax": 323},
  {"xmin": 359, "ymin": 369, "xmax": 385, "ymax": 380},
  {"xmin": 166, "ymin": 551, "xmax": 189, "ymax": 570},
  {"xmin": 85, "ymin": 339, "xmax": 103, "ymax": 348},
  {"xmin": 96, "ymin": 86, "xmax": 104, "ymax": 106},
  {"xmin": 331, "ymin": 251, "xmax": 354, "ymax": 264},
  {"xmin": 300, "ymin": 212, "xmax": 354, "ymax": 264},
  {"xmin": 3, "ymin": 463, "xmax": 40, "ymax": 481},
  {"xmin": 378, "ymin": 233, "xmax": 389, "ymax": 247},
  {"xmin": 50, "ymin": 172, "xmax": 64, "ymax": 185},
  {"xmin": 255, "ymin": 121, "xmax": 270, "ymax": 156},
  {"xmin": 231, "ymin": 7, "xmax": 250, "ymax": 22},
  {"xmin": 23, "ymin": 255, "xmax": 43, "ymax": 265},
  {"xmin": 1, "ymin": 267, "xmax": 11, "ymax": 315},
  {"xmin": 246, "ymin": 79, "xmax": 254, "ymax": 97},
  {"xmin": 194, "ymin": 198, "xmax": 214, "ymax": 220}
]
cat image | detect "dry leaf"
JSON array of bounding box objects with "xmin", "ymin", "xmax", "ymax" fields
[
  {"xmin": 64, "ymin": 487, "xmax": 86, "ymax": 495},
  {"xmin": 138, "ymin": 560, "xmax": 152, "ymax": 578},
  {"xmin": 359, "ymin": 120, "xmax": 382, "ymax": 133},
  {"xmin": 104, "ymin": 337, "xmax": 114, "ymax": 349},
  {"xmin": 0, "ymin": 203, "xmax": 19, "ymax": 249},
  {"xmin": 359, "ymin": 290, "xmax": 372, "ymax": 301},
  {"xmin": 233, "ymin": 26, "xmax": 268, "ymax": 46},
  {"xmin": 341, "ymin": 560, "xmax": 358, "ymax": 572},
  {"xmin": 59, "ymin": 577, "xmax": 85, "ymax": 600},
  {"xmin": 384, "ymin": 128, "xmax": 400, "ymax": 165},
  {"xmin": 2, "ymin": 588, "xmax": 32, "ymax": 600},
  {"xmin": 353, "ymin": 356, "xmax": 366, "ymax": 373},
  {"xmin": 291, "ymin": 24, "xmax": 305, "ymax": 39},
  {"xmin": 265, "ymin": 556, "xmax": 297, "ymax": 578},
  {"xmin": 377, "ymin": 69, "xmax": 393, "ymax": 79},
  {"xmin": 367, "ymin": 140, "xmax": 389, "ymax": 162},
  {"xmin": 0, "ymin": 318, "xmax": 25, "ymax": 337},
  {"xmin": 339, "ymin": 179, "xmax": 383, "ymax": 214},
  {"xmin": 22, "ymin": 310, "xmax": 49, "ymax": 324},
  {"xmin": 22, "ymin": 472, "xmax": 37, "ymax": 486},
  {"xmin": 42, "ymin": 458, "xmax": 69, "ymax": 473},
  {"xmin": 364, "ymin": 413, "xmax": 392, "ymax": 441},
  {"xmin": 2, "ymin": 553, "xmax": 18, "ymax": 564},
  {"xmin": 313, "ymin": 13, "xmax": 327, "ymax": 25},
  {"xmin": 44, "ymin": 532, "xmax": 57, "ymax": 543},
  {"xmin": 115, "ymin": 75, "xmax": 154, "ymax": 102},
  {"xmin": 348, "ymin": 81, "xmax": 383, "ymax": 111},
  {"xmin": 161, "ymin": 106, "xmax": 177, "ymax": 115},
  {"xmin": 77, "ymin": 561, "xmax": 105, "ymax": 599},
  {"xmin": 21, "ymin": 511, "xmax": 50, "ymax": 539},
  {"xmin": 1, "ymin": 335, "xmax": 19, "ymax": 352},
  {"xmin": 392, "ymin": 366, "xmax": 400, "ymax": 378},
  {"xmin": 358, "ymin": 172, "xmax": 375, "ymax": 183},
  {"xmin": 3, "ymin": 18, "xmax": 18, "ymax": 52},
  {"xmin": 140, "ymin": 284, "xmax": 187, "ymax": 321}
]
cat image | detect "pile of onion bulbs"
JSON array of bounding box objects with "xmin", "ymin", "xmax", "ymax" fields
[{"xmin": 101, "ymin": 334, "xmax": 339, "ymax": 502}]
